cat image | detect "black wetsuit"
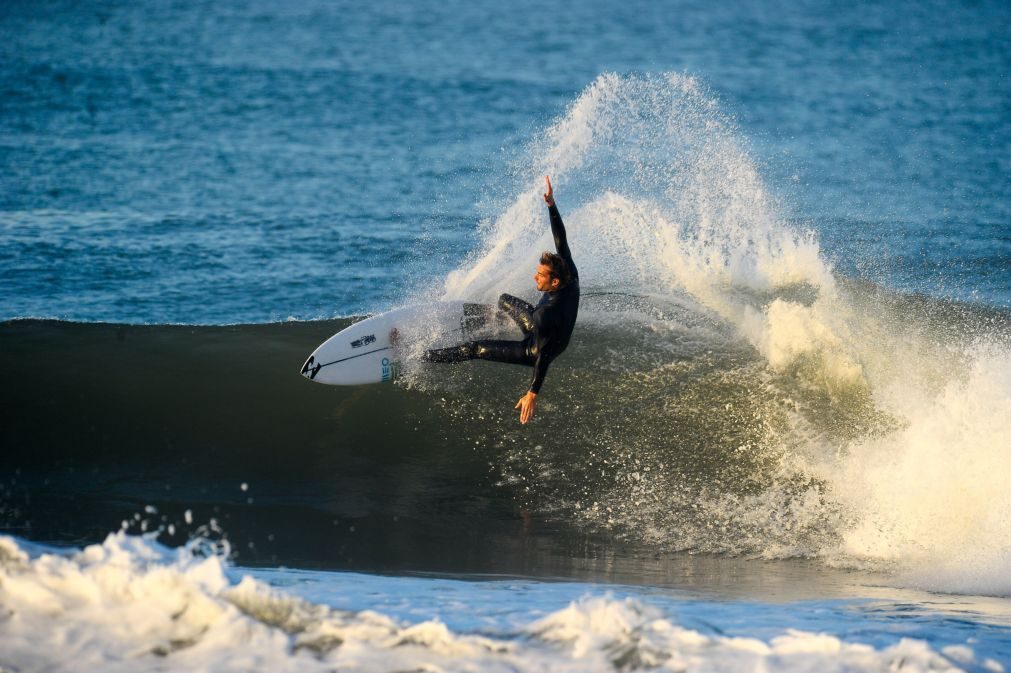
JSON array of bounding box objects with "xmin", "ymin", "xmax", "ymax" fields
[{"xmin": 425, "ymin": 204, "xmax": 579, "ymax": 394}]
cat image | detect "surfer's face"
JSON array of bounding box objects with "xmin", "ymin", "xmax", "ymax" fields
[{"xmin": 534, "ymin": 264, "xmax": 559, "ymax": 292}]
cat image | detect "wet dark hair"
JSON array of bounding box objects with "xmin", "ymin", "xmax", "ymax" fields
[{"xmin": 539, "ymin": 251, "xmax": 572, "ymax": 289}]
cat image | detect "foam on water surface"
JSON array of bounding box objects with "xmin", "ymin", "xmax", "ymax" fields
[{"xmin": 1, "ymin": 534, "xmax": 1006, "ymax": 673}]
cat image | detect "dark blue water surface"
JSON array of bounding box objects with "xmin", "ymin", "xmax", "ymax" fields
[{"xmin": 2, "ymin": 0, "xmax": 1008, "ymax": 323}]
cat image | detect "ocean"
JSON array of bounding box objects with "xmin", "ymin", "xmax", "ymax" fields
[{"xmin": 2, "ymin": 0, "xmax": 1010, "ymax": 670}]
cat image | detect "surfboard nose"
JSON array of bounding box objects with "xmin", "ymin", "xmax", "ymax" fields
[{"xmin": 300, "ymin": 355, "xmax": 321, "ymax": 380}]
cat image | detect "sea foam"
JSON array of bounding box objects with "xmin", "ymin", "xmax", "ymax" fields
[{"xmin": 0, "ymin": 534, "xmax": 988, "ymax": 672}]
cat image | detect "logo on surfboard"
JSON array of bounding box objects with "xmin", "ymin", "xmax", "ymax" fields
[
  {"xmin": 301, "ymin": 355, "xmax": 322, "ymax": 380},
  {"xmin": 351, "ymin": 334, "xmax": 376, "ymax": 348},
  {"xmin": 381, "ymin": 357, "xmax": 401, "ymax": 382}
]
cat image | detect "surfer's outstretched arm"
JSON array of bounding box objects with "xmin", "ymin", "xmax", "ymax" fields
[{"xmin": 515, "ymin": 353, "xmax": 550, "ymax": 424}]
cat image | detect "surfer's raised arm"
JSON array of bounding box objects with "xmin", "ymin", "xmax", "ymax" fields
[{"xmin": 544, "ymin": 176, "xmax": 577, "ymax": 280}]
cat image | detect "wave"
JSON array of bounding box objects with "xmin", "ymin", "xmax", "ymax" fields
[
  {"xmin": 3, "ymin": 282, "xmax": 1009, "ymax": 594},
  {"xmin": 3, "ymin": 73, "xmax": 1009, "ymax": 597},
  {"xmin": 435, "ymin": 72, "xmax": 1011, "ymax": 595}
]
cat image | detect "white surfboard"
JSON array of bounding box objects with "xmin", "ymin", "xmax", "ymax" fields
[{"xmin": 300, "ymin": 301, "xmax": 512, "ymax": 385}]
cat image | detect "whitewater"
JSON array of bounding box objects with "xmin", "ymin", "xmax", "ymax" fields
[{"xmin": 2, "ymin": 533, "xmax": 1009, "ymax": 672}]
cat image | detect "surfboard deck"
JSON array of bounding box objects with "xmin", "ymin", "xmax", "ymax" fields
[{"xmin": 300, "ymin": 301, "xmax": 510, "ymax": 385}]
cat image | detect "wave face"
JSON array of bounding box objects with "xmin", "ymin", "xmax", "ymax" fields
[
  {"xmin": 3, "ymin": 297, "xmax": 1009, "ymax": 597},
  {"xmin": 3, "ymin": 75, "xmax": 1010, "ymax": 597}
]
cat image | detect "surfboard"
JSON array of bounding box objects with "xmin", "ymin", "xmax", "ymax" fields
[{"xmin": 300, "ymin": 301, "xmax": 508, "ymax": 385}]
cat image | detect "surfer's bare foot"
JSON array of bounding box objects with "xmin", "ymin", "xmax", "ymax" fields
[
  {"xmin": 389, "ymin": 328, "xmax": 404, "ymax": 359},
  {"xmin": 388, "ymin": 325, "xmax": 400, "ymax": 353},
  {"xmin": 389, "ymin": 328, "xmax": 405, "ymax": 359}
]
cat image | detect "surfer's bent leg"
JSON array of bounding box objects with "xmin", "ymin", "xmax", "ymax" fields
[
  {"xmin": 473, "ymin": 339, "xmax": 533, "ymax": 365},
  {"xmin": 422, "ymin": 342, "xmax": 478, "ymax": 363},
  {"xmin": 424, "ymin": 339, "xmax": 533, "ymax": 366},
  {"xmin": 498, "ymin": 294, "xmax": 535, "ymax": 335}
]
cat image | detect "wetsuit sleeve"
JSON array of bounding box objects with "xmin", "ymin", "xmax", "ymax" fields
[
  {"xmin": 529, "ymin": 353, "xmax": 550, "ymax": 394},
  {"xmin": 548, "ymin": 204, "xmax": 577, "ymax": 279}
]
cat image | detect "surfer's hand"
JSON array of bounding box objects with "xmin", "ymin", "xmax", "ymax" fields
[
  {"xmin": 543, "ymin": 176, "xmax": 554, "ymax": 207},
  {"xmin": 515, "ymin": 391, "xmax": 537, "ymax": 424}
]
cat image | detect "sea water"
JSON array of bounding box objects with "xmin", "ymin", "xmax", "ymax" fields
[{"xmin": 2, "ymin": 0, "xmax": 1010, "ymax": 671}]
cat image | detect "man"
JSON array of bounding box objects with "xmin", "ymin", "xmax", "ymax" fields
[{"xmin": 424, "ymin": 176, "xmax": 579, "ymax": 424}]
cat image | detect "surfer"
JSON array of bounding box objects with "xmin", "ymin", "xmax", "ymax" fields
[{"xmin": 424, "ymin": 176, "xmax": 579, "ymax": 424}]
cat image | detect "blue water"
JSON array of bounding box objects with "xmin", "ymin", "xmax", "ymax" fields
[
  {"xmin": 2, "ymin": 1, "xmax": 1010, "ymax": 671},
  {"xmin": 2, "ymin": 0, "xmax": 1008, "ymax": 323}
]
